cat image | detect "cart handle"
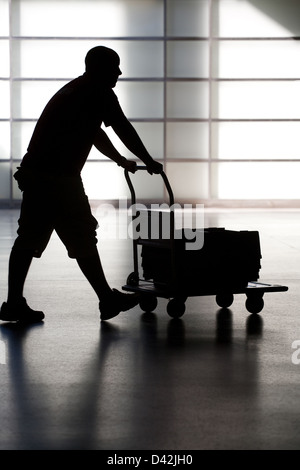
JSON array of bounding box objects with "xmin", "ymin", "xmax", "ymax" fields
[
  {"xmin": 124, "ymin": 166, "xmax": 177, "ymax": 287},
  {"xmin": 124, "ymin": 166, "xmax": 175, "ymax": 207}
]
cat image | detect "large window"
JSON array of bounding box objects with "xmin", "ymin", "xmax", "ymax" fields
[{"xmin": 1, "ymin": 0, "xmax": 300, "ymax": 205}]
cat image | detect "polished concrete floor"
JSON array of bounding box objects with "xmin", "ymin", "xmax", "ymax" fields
[{"xmin": 0, "ymin": 207, "xmax": 299, "ymax": 450}]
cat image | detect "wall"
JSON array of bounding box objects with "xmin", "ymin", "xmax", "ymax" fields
[{"xmin": 1, "ymin": 0, "xmax": 300, "ymax": 206}]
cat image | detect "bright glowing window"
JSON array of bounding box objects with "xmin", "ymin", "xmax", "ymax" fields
[
  {"xmin": 166, "ymin": 122, "xmax": 209, "ymax": 159},
  {"xmin": 167, "ymin": 82, "xmax": 209, "ymax": 119},
  {"xmin": 12, "ymin": 81, "xmax": 67, "ymax": 119},
  {"xmin": 0, "ymin": 123, "xmax": 10, "ymax": 159},
  {"xmin": 212, "ymin": 122, "xmax": 300, "ymax": 160},
  {"xmin": 11, "ymin": 122, "xmax": 36, "ymax": 160},
  {"xmin": 0, "ymin": 0, "xmax": 9, "ymax": 35},
  {"xmin": 166, "ymin": 0, "xmax": 209, "ymax": 37},
  {"xmin": 0, "ymin": 163, "xmax": 10, "ymax": 199},
  {"xmin": 166, "ymin": 162, "xmax": 209, "ymax": 200},
  {"xmin": 215, "ymin": 0, "xmax": 300, "ymax": 38},
  {"xmin": 0, "ymin": 40, "xmax": 9, "ymax": 77},
  {"xmin": 11, "ymin": 0, "xmax": 164, "ymax": 37},
  {"xmin": 213, "ymin": 162, "xmax": 300, "ymax": 199},
  {"xmin": 167, "ymin": 41, "xmax": 209, "ymax": 78},
  {"xmin": 0, "ymin": 81, "xmax": 10, "ymax": 119},
  {"xmin": 214, "ymin": 40, "xmax": 300, "ymax": 79},
  {"xmin": 12, "ymin": 39, "xmax": 164, "ymax": 79},
  {"xmin": 214, "ymin": 81, "xmax": 300, "ymax": 120},
  {"xmin": 116, "ymin": 82, "xmax": 164, "ymax": 120}
]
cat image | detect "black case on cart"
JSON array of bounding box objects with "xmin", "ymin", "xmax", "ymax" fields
[{"xmin": 141, "ymin": 227, "xmax": 262, "ymax": 293}]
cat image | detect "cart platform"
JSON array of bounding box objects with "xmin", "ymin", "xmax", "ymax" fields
[{"xmin": 122, "ymin": 279, "xmax": 288, "ymax": 317}]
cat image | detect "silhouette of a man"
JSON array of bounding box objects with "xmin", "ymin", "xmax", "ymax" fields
[{"xmin": 0, "ymin": 46, "xmax": 162, "ymax": 322}]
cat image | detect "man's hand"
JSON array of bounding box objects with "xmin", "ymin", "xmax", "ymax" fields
[
  {"xmin": 125, "ymin": 159, "xmax": 137, "ymax": 174},
  {"xmin": 118, "ymin": 157, "xmax": 137, "ymax": 173},
  {"xmin": 146, "ymin": 160, "xmax": 163, "ymax": 175}
]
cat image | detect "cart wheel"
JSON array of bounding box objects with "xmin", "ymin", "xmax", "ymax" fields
[
  {"xmin": 167, "ymin": 298, "xmax": 186, "ymax": 319},
  {"xmin": 126, "ymin": 271, "xmax": 139, "ymax": 287},
  {"xmin": 216, "ymin": 293, "xmax": 234, "ymax": 308},
  {"xmin": 245, "ymin": 295, "xmax": 264, "ymax": 314},
  {"xmin": 139, "ymin": 295, "xmax": 158, "ymax": 313}
]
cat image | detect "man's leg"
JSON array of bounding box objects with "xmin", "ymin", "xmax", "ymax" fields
[
  {"xmin": 7, "ymin": 247, "xmax": 33, "ymax": 304},
  {"xmin": 0, "ymin": 247, "xmax": 45, "ymax": 322},
  {"xmin": 57, "ymin": 177, "xmax": 140, "ymax": 320},
  {"xmin": 76, "ymin": 248, "xmax": 112, "ymax": 299},
  {"xmin": 75, "ymin": 247, "xmax": 140, "ymax": 321}
]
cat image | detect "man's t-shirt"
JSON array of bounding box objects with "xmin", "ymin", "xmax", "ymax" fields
[{"xmin": 21, "ymin": 73, "xmax": 124, "ymax": 176}]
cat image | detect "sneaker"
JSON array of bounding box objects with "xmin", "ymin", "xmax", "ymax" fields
[
  {"xmin": 0, "ymin": 298, "xmax": 45, "ymax": 323},
  {"xmin": 99, "ymin": 289, "xmax": 140, "ymax": 321}
]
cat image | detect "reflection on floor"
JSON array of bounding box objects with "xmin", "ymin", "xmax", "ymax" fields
[{"xmin": 0, "ymin": 208, "xmax": 299, "ymax": 450}]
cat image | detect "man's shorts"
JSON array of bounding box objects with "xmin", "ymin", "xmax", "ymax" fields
[{"xmin": 13, "ymin": 168, "xmax": 99, "ymax": 259}]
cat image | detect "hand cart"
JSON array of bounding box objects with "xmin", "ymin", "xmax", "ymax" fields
[{"xmin": 122, "ymin": 167, "xmax": 288, "ymax": 318}]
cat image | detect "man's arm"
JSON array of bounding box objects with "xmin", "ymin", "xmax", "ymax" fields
[
  {"xmin": 93, "ymin": 128, "xmax": 136, "ymax": 173},
  {"xmin": 111, "ymin": 116, "xmax": 163, "ymax": 174}
]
